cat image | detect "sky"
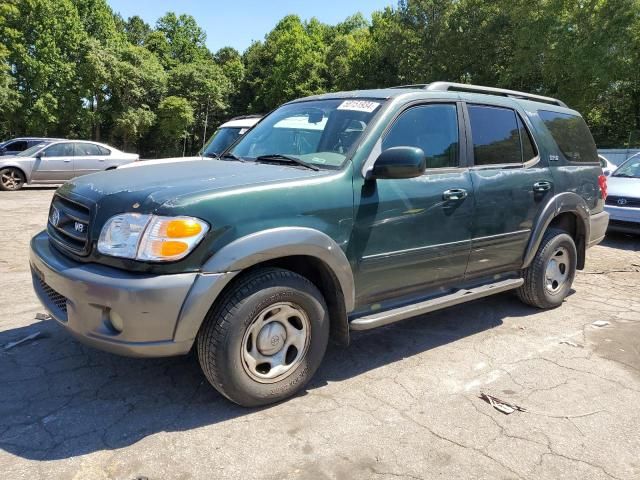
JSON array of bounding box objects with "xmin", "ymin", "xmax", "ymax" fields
[{"xmin": 107, "ymin": 0, "xmax": 396, "ymax": 53}]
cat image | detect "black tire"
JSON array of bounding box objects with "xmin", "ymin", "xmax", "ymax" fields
[
  {"xmin": 197, "ymin": 268, "xmax": 330, "ymax": 407},
  {"xmin": 517, "ymin": 228, "xmax": 577, "ymax": 309},
  {"xmin": 0, "ymin": 167, "xmax": 26, "ymax": 191}
]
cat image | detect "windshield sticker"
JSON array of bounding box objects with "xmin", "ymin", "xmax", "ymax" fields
[{"xmin": 337, "ymin": 100, "xmax": 380, "ymax": 113}]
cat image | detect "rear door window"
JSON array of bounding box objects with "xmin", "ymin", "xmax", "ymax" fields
[
  {"xmin": 538, "ymin": 110, "xmax": 598, "ymax": 163},
  {"xmin": 74, "ymin": 143, "xmax": 102, "ymax": 156},
  {"xmin": 468, "ymin": 105, "xmax": 523, "ymax": 165}
]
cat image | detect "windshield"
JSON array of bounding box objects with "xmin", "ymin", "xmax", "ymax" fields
[
  {"xmin": 613, "ymin": 157, "xmax": 640, "ymax": 178},
  {"xmin": 202, "ymin": 127, "xmax": 247, "ymax": 157},
  {"xmin": 229, "ymin": 98, "xmax": 384, "ymax": 169},
  {"xmin": 17, "ymin": 143, "xmax": 48, "ymax": 157}
]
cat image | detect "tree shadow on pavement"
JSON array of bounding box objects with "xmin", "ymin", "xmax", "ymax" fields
[{"xmin": 0, "ymin": 292, "xmax": 538, "ymax": 461}]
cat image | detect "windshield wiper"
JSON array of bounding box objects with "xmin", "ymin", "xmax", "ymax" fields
[
  {"xmin": 220, "ymin": 152, "xmax": 245, "ymax": 162},
  {"xmin": 255, "ymin": 154, "xmax": 320, "ymax": 171}
]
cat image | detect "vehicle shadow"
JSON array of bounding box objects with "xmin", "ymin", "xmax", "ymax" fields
[
  {"xmin": 23, "ymin": 186, "xmax": 60, "ymax": 191},
  {"xmin": 602, "ymin": 231, "xmax": 640, "ymax": 252},
  {"xmin": 0, "ymin": 292, "xmax": 535, "ymax": 462}
]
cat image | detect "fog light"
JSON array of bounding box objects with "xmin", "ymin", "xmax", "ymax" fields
[{"xmin": 108, "ymin": 310, "xmax": 125, "ymax": 333}]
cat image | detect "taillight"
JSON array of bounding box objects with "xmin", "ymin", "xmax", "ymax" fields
[{"xmin": 598, "ymin": 174, "xmax": 607, "ymax": 200}]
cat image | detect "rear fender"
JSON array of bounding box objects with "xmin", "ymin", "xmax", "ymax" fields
[{"xmin": 522, "ymin": 192, "xmax": 590, "ymax": 269}]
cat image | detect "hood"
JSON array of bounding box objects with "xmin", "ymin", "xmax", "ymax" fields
[
  {"xmin": 607, "ymin": 176, "xmax": 640, "ymax": 198},
  {"xmin": 57, "ymin": 159, "xmax": 326, "ymax": 213},
  {"xmin": 118, "ymin": 156, "xmax": 202, "ymax": 169}
]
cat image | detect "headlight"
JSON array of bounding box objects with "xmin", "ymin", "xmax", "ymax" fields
[{"xmin": 98, "ymin": 214, "xmax": 209, "ymax": 262}]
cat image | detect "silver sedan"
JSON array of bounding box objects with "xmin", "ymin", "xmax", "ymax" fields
[
  {"xmin": 604, "ymin": 154, "xmax": 640, "ymax": 234},
  {"xmin": 0, "ymin": 140, "xmax": 139, "ymax": 191}
]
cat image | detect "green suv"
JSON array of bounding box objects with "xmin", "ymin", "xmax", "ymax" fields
[{"xmin": 30, "ymin": 83, "xmax": 609, "ymax": 406}]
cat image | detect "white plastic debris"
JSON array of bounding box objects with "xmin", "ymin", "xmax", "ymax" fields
[
  {"xmin": 480, "ymin": 392, "xmax": 527, "ymax": 415},
  {"xmin": 592, "ymin": 320, "xmax": 610, "ymax": 328},
  {"xmin": 4, "ymin": 332, "xmax": 41, "ymax": 350}
]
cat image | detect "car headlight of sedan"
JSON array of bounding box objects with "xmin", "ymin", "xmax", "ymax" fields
[{"xmin": 98, "ymin": 214, "xmax": 209, "ymax": 262}]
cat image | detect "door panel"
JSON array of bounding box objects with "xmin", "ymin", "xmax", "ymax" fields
[
  {"xmin": 73, "ymin": 143, "xmax": 106, "ymax": 176},
  {"xmin": 351, "ymin": 103, "xmax": 474, "ymax": 306},
  {"xmin": 464, "ymin": 103, "xmax": 553, "ymax": 277},
  {"xmin": 31, "ymin": 143, "xmax": 75, "ymax": 182},
  {"xmin": 353, "ymin": 172, "xmax": 474, "ymax": 304}
]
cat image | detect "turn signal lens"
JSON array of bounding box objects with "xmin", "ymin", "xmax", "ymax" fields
[
  {"xmin": 152, "ymin": 240, "xmax": 189, "ymax": 257},
  {"xmin": 137, "ymin": 216, "xmax": 209, "ymax": 261},
  {"xmin": 164, "ymin": 219, "xmax": 203, "ymax": 238}
]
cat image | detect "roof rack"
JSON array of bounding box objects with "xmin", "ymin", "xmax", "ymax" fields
[
  {"xmin": 426, "ymin": 82, "xmax": 567, "ymax": 107},
  {"xmin": 389, "ymin": 82, "xmax": 567, "ymax": 107}
]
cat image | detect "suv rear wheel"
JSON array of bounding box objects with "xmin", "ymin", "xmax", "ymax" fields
[
  {"xmin": 517, "ymin": 228, "xmax": 577, "ymax": 309},
  {"xmin": 197, "ymin": 268, "xmax": 330, "ymax": 407}
]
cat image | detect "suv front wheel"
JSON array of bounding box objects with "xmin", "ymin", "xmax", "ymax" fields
[
  {"xmin": 518, "ymin": 228, "xmax": 577, "ymax": 309},
  {"xmin": 197, "ymin": 268, "xmax": 330, "ymax": 407}
]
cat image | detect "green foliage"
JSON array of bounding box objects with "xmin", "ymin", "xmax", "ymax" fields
[
  {"xmin": 156, "ymin": 96, "xmax": 194, "ymax": 155},
  {"xmin": 2, "ymin": 0, "xmax": 640, "ymax": 154},
  {"xmin": 113, "ymin": 106, "xmax": 155, "ymax": 150}
]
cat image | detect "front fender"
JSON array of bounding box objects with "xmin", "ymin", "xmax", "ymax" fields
[
  {"xmin": 522, "ymin": 192, "xmax": 590, "ymax": 269},
  {"xmin": 201, "ymin": 227, "xmax": 355, "ymax": 312},
  {"xmin": 0, "ymin": 159, "xmax": 33, "ymax": 182}
]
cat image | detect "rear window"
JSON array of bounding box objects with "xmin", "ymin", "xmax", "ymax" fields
[
  {"xmin": 539, "ymin": 110, "xmax": 598, "ymax": 163},
  {"xmin": 468, "ymin": 105, "xmax": 537, "ymax": 166}
]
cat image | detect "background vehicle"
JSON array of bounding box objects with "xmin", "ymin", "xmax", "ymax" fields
[
  {"xmin": 119, "ymin": 115, "xmax": 262, "ymax": 170},
  {"xmin": 598, "ymin": 154, "xmax": 617, "ymax": 176},
  {"xmin": 605, "ymin": 154, "xmax": 640, "ymax": 234},
  {"xmin": 0, "ymin": 140, "xmax": 138, "ymax": 191},
  {"xmin": 0, "ymin": 137, "xmax": 60, "ymax": 156},
  {"xmin": 30, "ymin": 83, "xmax": 608, "ymax": 407}
]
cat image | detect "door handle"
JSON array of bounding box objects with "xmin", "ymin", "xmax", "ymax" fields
[
  {"xmin": 443, "ymin": 188, "xmax": 468, "ymax": 201},
  {"xmin": 63, "ymin": 159, "xmax": 72, "ymax": 163},
  {"xmin": 533, "ymin": 181, "xmax": 552, "ymax": 192}
]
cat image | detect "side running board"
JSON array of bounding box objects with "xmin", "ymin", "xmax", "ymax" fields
[{"xmin": 349, "ymin": 278, "xmax": 524, "ymax": 331}]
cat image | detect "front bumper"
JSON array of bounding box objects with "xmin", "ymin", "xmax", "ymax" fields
[
  {"xmin": 587, "ymin": 210, "xmax": 610, "ymax": 248},
  {"xmin": 30, "ymin": 231, "xmax": 235, "ymax": 357},
  {"xmin": 605, "ymin": 205, "xmax": 640, "ymax": 235}
]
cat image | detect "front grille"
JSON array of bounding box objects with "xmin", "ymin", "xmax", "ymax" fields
[
  {"xmin": 37, "ymin": 276, "xmax": 68, "ymax": 320},
  {"xmin": 47, "ymin": 195, "xmax": 92, "ymax": 255},
  {"xmin": 606, "ymin": 195, "xmax": 640, "ymax": 208}
]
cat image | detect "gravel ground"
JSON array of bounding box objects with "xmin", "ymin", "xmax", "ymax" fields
[{"xmin": 1, "ymin": 187, "xmax": 639, "ymax": 480}]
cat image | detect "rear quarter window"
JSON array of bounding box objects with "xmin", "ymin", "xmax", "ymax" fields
[{"xmin": 539, "ymin": 110, "xmax": 598, "ymax": 163}]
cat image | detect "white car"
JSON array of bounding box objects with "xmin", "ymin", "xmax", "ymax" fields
[
  {"xmin": 0, "ymin": 140, "xmax": 138, "ymax": 191},
  {"xmin": 605, "ymin": 154, "xmax": 640, "ymax": 234},
  {"xmin": 119, "ymin": 115, "xmax": 262, "ymax": 170},
  {"xmin": 598, "ymin": 154, "xmax": 617, "ymax": 176}
]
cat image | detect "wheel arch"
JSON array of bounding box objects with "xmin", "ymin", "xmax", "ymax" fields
[
  {"xmin": 523, "ymin": 192, "xmax": 590, "ymax": 270},
  {"xmin": 175, "ymin": 228, "xmax": 355, "ymax": 346}
]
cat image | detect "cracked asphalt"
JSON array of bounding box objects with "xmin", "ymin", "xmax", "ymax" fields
[{"xmin": 1, "ymin": 188, "xmax": 639, "ymax": 480}]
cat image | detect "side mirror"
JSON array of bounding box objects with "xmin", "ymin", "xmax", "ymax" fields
[{"xmin": 368, "ymin": 146, "xmax": 426, "ymax": 180}]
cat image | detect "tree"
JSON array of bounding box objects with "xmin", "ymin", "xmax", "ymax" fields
[
  {"xmin": 124, "ymin": 15, "xmax": 151, "ymax": 46},
  {"xmin": 168, "ymin": 60, "xmax": 230, "ymax": 151},
  {"xmin": 113, "ymin": 106, "xmax": 155, "ymax": 151},
  {"xmin": 1, "ymin": 0, "xmax": 88, "ymax": 136},
  {"xmin": 156, "ymin": 96, "xmax": 194, "ymax": 155},
  {"xmin": 71, "ymin": 0, "xmax": 123, "ymax": 46},
  {"xmin": 256, "ymin": 15, "xmax": 328, "ymax": 108},
  {"xmin": 154, "ymin": 12, "xmax": 208, "ymax": 67}
]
